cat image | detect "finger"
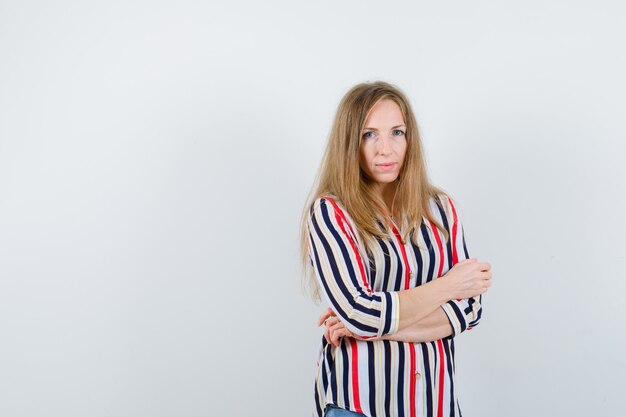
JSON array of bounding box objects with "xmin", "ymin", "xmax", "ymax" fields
[
  {"xmin": 317, "ymin": 308, "xmax": 335, "ymax": 326},
  {"xmin": 324, "ymin": 316, "xmax": 339, "ymax": 329},
  {"xmin": 479, "ymin": 270, "xmax": 491, "ymax": 280},
  {"xmin": 326, "ymin": 326, "xmax": 337, "ymax": 345},
  {"xmin": 317, "ymin": 308, "xmax": 332, "ymax": 326},
  {"xmin": 329, "ymin": 322, "xmax": 348, "ymax": 346},
  {"xmin": 330, "ymin": 327, "xmax": 349, "ymax": 346},
  {"xmin": 328, "ymin": 330, "xmax": 339, "ymax": 346},
  {"xmin": 329, "ymin": 321, "xmax": 345, "ymax": 333},
  {"xmin": 479, "ymin": 262, "xmax": 491, "ymax": 271},
  {"xmin": 337, "ymin": 328, "xmax": 352, "ymax": 341}
]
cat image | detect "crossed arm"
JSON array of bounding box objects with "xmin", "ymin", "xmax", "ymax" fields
[
  {"xmin": 317, "ymin": 257, "xmax": 490, "ymax": 346},
  {"xmin": 318, "ymin": 303, "xmax": 454, "ymax": 346},
  {"xmin": 307, "ymin": 196, "xmax": 491, "ymax": 347}
]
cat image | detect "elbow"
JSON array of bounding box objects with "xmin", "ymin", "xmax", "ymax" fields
[
  {"xmin": 467, "ymin": 313, "xmax": 482, "ymax": 330},
  {"xmin": 443, "ymin": 297, "xmax": 483, "ymax": 335},
  {"xmin": 466, "ymin": 303, "xmax": 483, "ymax": 331}
]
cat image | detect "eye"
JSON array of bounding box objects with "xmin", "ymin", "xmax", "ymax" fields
[
  {"xmin": 393, "ymin": 129, "xmax": 406, "ymax": 136},
  {"xmin": 362, "ymin": 131, "xmax": 375, "ymax": 140}
]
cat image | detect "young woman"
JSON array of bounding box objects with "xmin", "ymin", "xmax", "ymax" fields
[{"xmin": 300, "ymin": 81, "xmax": 492, "ymax": 417}]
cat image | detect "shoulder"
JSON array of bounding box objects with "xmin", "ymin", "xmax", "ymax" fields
[
  {"xmin": 429, "ymin": 192, "xmax": 462, "ymax": 224},
  {"xmin": 308, "ymin": 195, "xmax": 359, "ymax": 234},
  {"xmin": 309, "ymin": 194, "xmax": 346, "ymax": 217}
]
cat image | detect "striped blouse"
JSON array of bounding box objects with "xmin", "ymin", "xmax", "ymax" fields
[{"xmin": 306, "ymin": 194, "xmax": 483, "ymax": 417}]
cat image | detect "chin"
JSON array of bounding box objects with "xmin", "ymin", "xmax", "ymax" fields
[
  {"xmin": 372, "ymin": 176, "xmax": 400, "ymax": 185},
  {"xmin": 377, "ymin": 173, "xmax": 400, "ymax": 182}
]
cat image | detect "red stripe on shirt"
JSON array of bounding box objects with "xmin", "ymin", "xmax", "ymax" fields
[
  {"xmin": 436, "ymin": 339, "xmax": 445, "ymax": 417},
  {"xmin": 325, "ymin": 196, "xmax": 359, "ymax": 242},
  {"xmin": 448, "ymin": 198, "xmax": 459, "ymax": 264},
  {"xmin": 410, "ymin": 343, "xmax": 417, "ymax": 417},
  {"xmin": 349, "ymin": 337, "xmax": 363, "ymax": 413}
]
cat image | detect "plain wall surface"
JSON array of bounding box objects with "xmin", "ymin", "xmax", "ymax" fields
[{"xmin": 1, "ymin": 1, "xmax": 625, "ymax": 416}]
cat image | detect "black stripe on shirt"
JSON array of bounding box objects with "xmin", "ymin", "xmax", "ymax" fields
[
  {"xmin": 397, "ymin": 343, "xmax": 406, "ymax": 417},
  {"xmin": 340, "ymin": 339, "xmax": 351, "ymax": 409},
  {"xmin": 423, "ymin": 343, "xmax": 434, "ymax": 417},
  {"xmin": 410, "ymin": 235, "xmax": 425, "ymax": 286},
  {"xmin": 442, "ymin": 340, "xmax": 456, "ymax": 417},
  {"xmin": 383, "ymin": 340, "xmax": 392, "ymax": 417},
  {"xmin": 367, "ymin": 342, "xmax": 376, "ymax": 416},
  {"xmin": 420, "ymin": 223, "xmax": 436, "ymax": 283},
  {"xmin": 387, "ymin": 238, "xmax": 404, "ymax": 291},
  {"xmin": 377, "ymin": 238, "xmax": 392, "ymax": 291},
  {"xmin": 435, "ymin": 197, "xmax": 454, "ymax": 270}
]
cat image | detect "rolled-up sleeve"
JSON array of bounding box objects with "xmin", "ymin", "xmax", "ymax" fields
[
  {"xmin": 439, "ymin": 196, "xmax": 483, "ymax": 336},
  {"xmin": 307, "ymin": 197, "xmax": 400, "ymax": 338}
]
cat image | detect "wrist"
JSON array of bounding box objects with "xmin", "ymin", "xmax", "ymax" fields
[{"xmin": 432, "ymin": 276, "xmax": 454, "ymax": 304}]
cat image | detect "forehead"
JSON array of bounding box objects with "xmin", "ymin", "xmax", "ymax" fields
[{"xmin": 364, "ymin": 99, "xmax": 405, "ymax": 126}]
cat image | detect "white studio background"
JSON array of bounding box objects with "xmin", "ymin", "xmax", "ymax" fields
[{"xmin": 1, "ymin": 1, "xmax": 624, "ymax": 416}]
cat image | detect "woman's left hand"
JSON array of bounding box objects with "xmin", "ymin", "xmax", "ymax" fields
[{"xmin": 317, "ymin": 307, "xmax": 354, "ymax": 346}]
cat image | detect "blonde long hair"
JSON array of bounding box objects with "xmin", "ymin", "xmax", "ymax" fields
[{"xmin": 299, "ymin": 81, "xmax": 449, "ymax": 302}]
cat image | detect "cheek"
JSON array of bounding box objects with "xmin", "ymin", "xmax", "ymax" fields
[
  {"xmin": 359, "ymin": 146, "xmax": 371, "ymax": 167},
  {"xmin": 397, "ymin": 143, "xmax": 408, "ymax": 164},
  {"xmin": 396, "ymin": 141, "xmax": 408, "ymax": 158}
]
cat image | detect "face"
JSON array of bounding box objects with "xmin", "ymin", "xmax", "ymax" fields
[{"xmin": 359, "ymin": 99, "xmax": 407, "ymax": 193}]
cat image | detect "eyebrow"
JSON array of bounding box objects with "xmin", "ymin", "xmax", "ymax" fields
[{"xmin": 362, "ymin": 124, "xmax": 406, "ymax": 131}]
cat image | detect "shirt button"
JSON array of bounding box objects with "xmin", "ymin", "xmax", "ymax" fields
[{"xmin": 415, "ymin": 372, "xmax": 421, "ymax": 380}]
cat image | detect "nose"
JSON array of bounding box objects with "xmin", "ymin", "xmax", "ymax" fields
[{"xmin": 376, "ymin": 135, "xmax": 392, "ymax": 155}]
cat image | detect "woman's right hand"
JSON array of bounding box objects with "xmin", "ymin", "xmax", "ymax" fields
[
  {"xmin": 317, "ymin": 308, "xmax": 355, "ymax": 346},
  {"xmin": 442, "ymin": 258, "xmax": 492, "ymax": 300}
]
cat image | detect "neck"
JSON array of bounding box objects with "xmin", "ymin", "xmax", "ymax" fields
[{"xmin": 377, "ymin": 181, "xmax": 399, "ymax": 216}]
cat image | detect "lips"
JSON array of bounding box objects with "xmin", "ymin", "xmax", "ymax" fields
[{"xmin": 374, "ymin": 162, "xmax": 396, "ymax": 172}]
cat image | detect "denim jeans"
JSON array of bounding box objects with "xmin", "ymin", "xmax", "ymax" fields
[{"xmin": 324, "ymin": 405, "xmax": 366, "ymax": 417}]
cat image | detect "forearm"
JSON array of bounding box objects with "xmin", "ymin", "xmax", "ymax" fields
[
  {"xmin": 380, "ymin": 307, "xmax": 453, "ymax": 343},
  {"xmin": 319, "ymin": 280, "xmax": 468, "ymax": 346},
  {"xmin": 395, "ymin": 278, "xmax": 452, "ymax": 332}
]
